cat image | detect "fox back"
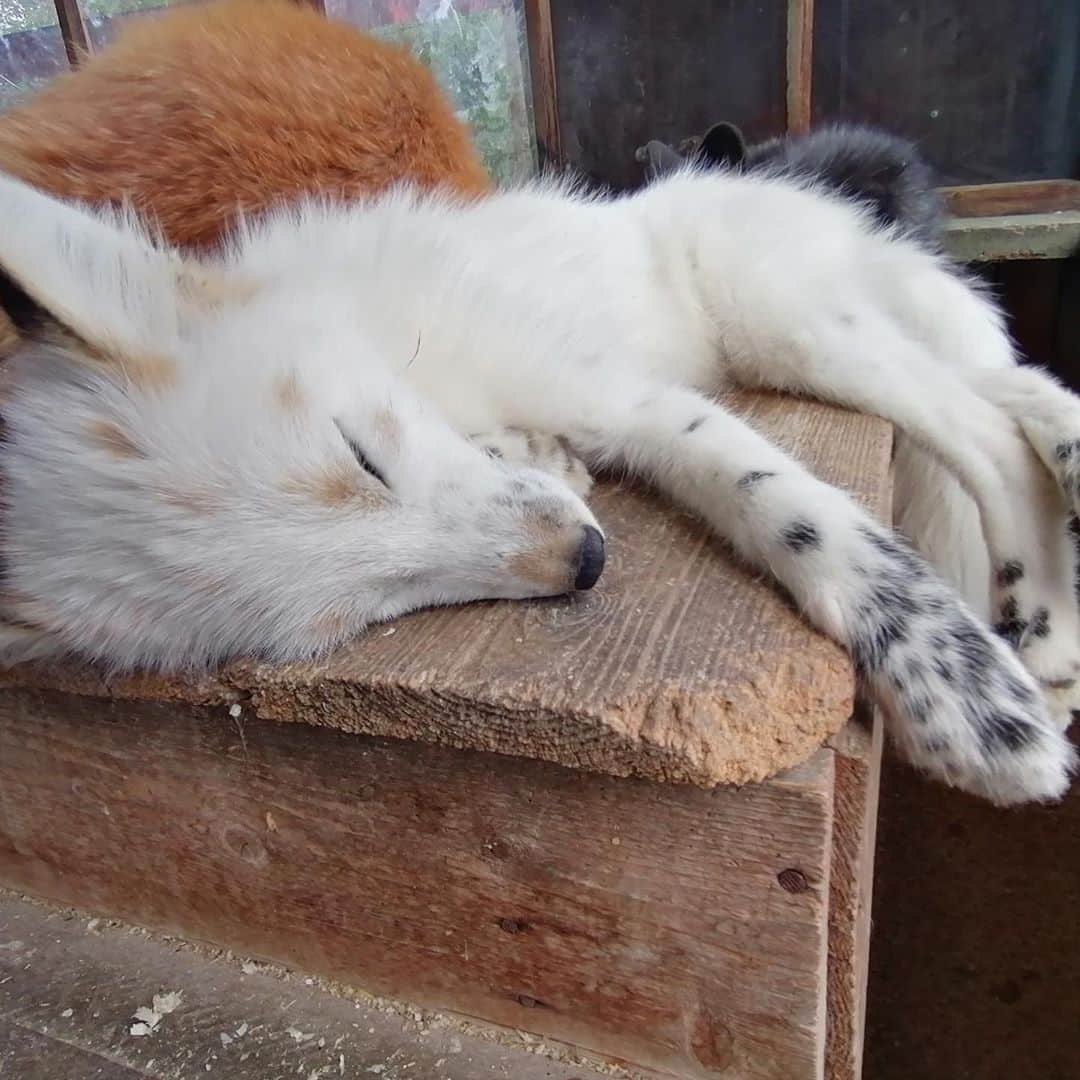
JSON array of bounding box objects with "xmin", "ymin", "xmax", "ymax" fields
[{"xmin": 0, "ymin": 0, "xmax": 490, "ymax": 254}]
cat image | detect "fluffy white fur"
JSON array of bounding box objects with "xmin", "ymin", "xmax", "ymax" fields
[{"xmin": 0, "ymin": 166, "xmax": 1077, "ymax": 808}]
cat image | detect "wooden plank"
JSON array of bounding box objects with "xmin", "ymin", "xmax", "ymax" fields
[
  {"xmin": 940, "ymin": 179, "xmax": 1080, "ymax": 219},
  {"xmin": 942, "ymin": 211, "xmax": 1080, "ymax": 263},
  {"xmin": 0, "ymin": 890, "xmax": 596, "ymax": 1079},
  {"xmin": 824, "ymin": 710, "xmax": 883, "ymax": 1080},
  {"xmin": 825, "ymin": 444, "xmax": 889, "ymax": 1080},
  {"xmin": 0, "ymin": 688, "xmax": 838, "ymax": 1078},
  {"xmin": 52, "ymin": 0, "xmax": 92, "ymax": 67},
  {"xmin": 524, "ymin": 0, "xmax": 561, "ymax": 168},
  {"xmin": 0, "ymin": 394, "xmax": 893, "ymax": 790},
  {"xmin": 785, "ymin": 0, "xmax": 814, "ymax": 134}
]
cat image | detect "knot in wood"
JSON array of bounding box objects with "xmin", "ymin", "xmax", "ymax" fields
[{"xmin": 777, "ymin": 867, "xmax": 809, "ymax": 893}]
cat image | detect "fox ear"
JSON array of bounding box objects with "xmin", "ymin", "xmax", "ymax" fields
[
  {"xmin": 0, "ymin": 172, "xmax": 182, "ymax": 381},
  {"xmin": 636, "ymin": 139, "xmax": 687, "ymax": 179},
  {"xmin": 696, "ymin": 122, "xmax": 748, "ymax": 169}
]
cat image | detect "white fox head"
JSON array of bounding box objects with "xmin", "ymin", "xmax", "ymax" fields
[{"xmin": 0, "ymin": 174, "xmax": 602, "ymax": 671}]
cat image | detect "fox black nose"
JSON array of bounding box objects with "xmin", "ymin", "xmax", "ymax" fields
[{"xmin": 574, "ymin": 525, "xmax": 605, "ymax": 591}]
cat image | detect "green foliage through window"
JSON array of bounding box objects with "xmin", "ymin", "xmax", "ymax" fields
[{"xmin": 371, "ymin": 7, "xmax": 536, "ymax": 184}]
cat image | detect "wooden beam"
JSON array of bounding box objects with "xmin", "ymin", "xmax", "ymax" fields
[
  {"xmin": 0, "ymin": 686, "xmax": 844, "ymax": 1078},
  {"xmin": 786, "ymin": 0, "xmax": 814, "ymax": 133},
  {"xmin": 524, "ymin": 0, "xmax": 562, "ymax": 168},
  {"xmin": 939, "ymin": 181, "xmax": 1080, "ymax": 262},
  {"xmin": 825, "ymin": 710, "xmax": 884, "ymax": 1080},
  {"xmin": 939, "ymin": 179, "xmax": 1080, "ymax": 219},
  {"xmin": 53, "ymin": 0, "xmax": 92, "ymax": 67},
  {"xmin": 942, "ymin": 211, "xmax": 1080, "ymax": 263}
]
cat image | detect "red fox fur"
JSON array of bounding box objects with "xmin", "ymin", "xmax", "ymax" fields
[{"xmin": 0, "ymin": 0, "xmax": 491, "ymax": 252}]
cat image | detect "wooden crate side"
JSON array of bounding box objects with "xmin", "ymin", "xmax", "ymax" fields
[
  {"xmin": 824, "ymin": 712, "xmax": 882, "ymax": 1080},
  {"xmin": 0, "ymin": 688, "xmax": 835, "ymax": 1079}
]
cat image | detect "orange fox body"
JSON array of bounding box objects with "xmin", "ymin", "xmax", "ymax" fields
[{"xmin": 0, "ymin": 0, "xmax": 490, "ymax": 252}]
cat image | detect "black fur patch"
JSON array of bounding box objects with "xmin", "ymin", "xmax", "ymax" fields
[
  {"xmin": 979, "ymin": 712, "xmax": 1038, "ymax": 752},
  {"xmin": 780, "ymin": 520, "xmax": 821, "ymax": 553},
  {"xmin": 1028, "ymin": 607, "xmax": 1051, "ymax": 639},
  {"xmin": 996, "ymin": 560, "xmax": 1025, "ymax": 588},
  {"xmin": 994, "ymin": 596, "xmax": 1027, "ymax": 647},
  {"xmin": 932, "ymin": 657, "xmax": 955, "ymax": 684},
  {"xmin": 848, "ymin": 526, "xmax": 928, "ymax": 672},
  {"xmin": 684, "ymin": 416, "xmax": 708, "ymax": 434}
]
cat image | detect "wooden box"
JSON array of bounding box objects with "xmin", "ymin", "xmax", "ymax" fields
[{"xmin": 0, "ymin": 395, "xmax": 890, "ymax": 1079}]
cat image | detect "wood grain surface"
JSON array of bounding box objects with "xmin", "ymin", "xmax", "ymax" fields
[
  {"xmin": 0, "ymin": 685, "xmax": 840, "ymax": 1078},
  {"xmin": 0, "ymin": 393, "xmax": 893, "ymax": 787}
]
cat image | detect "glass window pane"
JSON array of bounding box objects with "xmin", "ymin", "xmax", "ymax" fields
[
  {"xmin": 0, "ymin": 1, "xmax": 69, "ymax": 111},
  {"xmin": 330, "ymin": 0, "xmax": 536, "ymax": 183},
  {"xmin": 83, "ymin": 0, "xmax": 179, "ymax": 50}
]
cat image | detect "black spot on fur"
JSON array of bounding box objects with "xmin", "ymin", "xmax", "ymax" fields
[
  {"xmin": 1055, "ymin": 440, "xmax": 1080, "ymax": 462},
  {"xmin": 1003, "ymin": 675, "xmax": 1037, "ymax": 706},
  {"xmin": 780, "ymin": 520, "xmax": 821, "ymax": 553},
  {"xmin": 994, "ymin": 596, "xmax": 1028, "ymax": 647},
  {"xmin": 994, "ymin": 618, "xmax": 1028, "ymax": 648},
  {"xmin": 907, "ymin": 698, "xmax": 932, "ymax": 726},
  {"xmin": 906, "ymin": 657, "xmax": 927, "ymax": 683},
  {"xmin": 1029, "ymin": 608, "xmax": 1051, "ymax": 639},
  {"xmin": 996, "ymin": 560, "xmax": 1025, "ymax": 588},
  {"xmin": 856, "ymin": 524, "xmax": 925, "ymax": 579},
  {"xmin": 737, "ymin": 470, "xmax": 777, "ymax": 489},
  {"xmin": 932, "ymin": 657, "xmax": 955, "ymax": 684},
  {"xmin": 947, "ymin": 617, "xmax": 998, "ymax": 677},
  {"xmin": 979, "ymin": 712, "xmax": 1037, "ymax": 753},
  {"xmin": 847, "ymin": 526, "xmax": 933, "ymax": 673},
  {"xmin": 684, "ymin": 416, "xmax": 708, "ymax": 434},
  {"xmin": 853, "ymin": 614, "xmax": 911, "ymax": 673}
]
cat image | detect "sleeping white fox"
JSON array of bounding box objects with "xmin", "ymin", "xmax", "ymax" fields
[{"xmin": 0, "ymin": 3, "xmax": 1078, "ymax": 809}]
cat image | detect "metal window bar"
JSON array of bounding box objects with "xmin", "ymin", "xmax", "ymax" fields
[{"xmin": 53, "ymin": 0, "xmax": 92, "ymax": 66}]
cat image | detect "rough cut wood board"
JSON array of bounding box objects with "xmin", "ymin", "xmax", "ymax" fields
[
  {"xmin": 943, "ymin": 211, "xmax": 1080, "ymax": 264},
  {"xmin": 940, "ymin": 179, "xmax": 1080, "ymax": 219},
  {"xmin": 824, "ymin": 710, "xmax": 882, "ymax": 1080},
  {"xmin": 0, "ymin": 393, "xmax": 893, "ymax": 788},
  {"xmin": 0, "ymin": 686, "xmax": 848, "ymax": 1079}
]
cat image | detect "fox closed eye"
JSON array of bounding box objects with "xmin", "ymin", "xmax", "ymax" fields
[{"xmin": 334, "ymin": 418, "xmax": 389, "ymax": 489}]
